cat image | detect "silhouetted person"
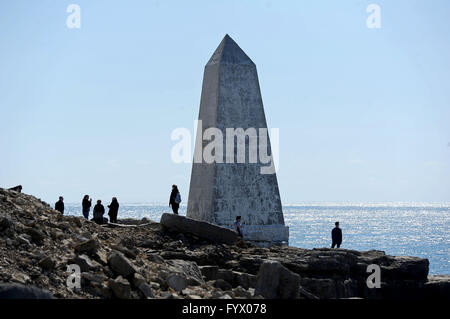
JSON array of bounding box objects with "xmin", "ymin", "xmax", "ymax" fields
[
  {"xmin": 234, "ymin": 216, "xmax": 243, "ymax": 237},
  {"xmin": 92, "ymin": 200, "xmax": 106, "ymax": 224},
  {"xmin": 82, "ymin": 195, "xmax": 92, "ymax": 219},
  {"xmin": 55, "ymin": 196, "xmax": 64, "ymax": 214},
  {"xmin": 108, "ymin": 197, "xmax": 119, "ymax": 223},
  {"xmin": 169, "ymin": 185, "xmax": 181, "ymax": 214},
  {"xmin": 331, "ymin": 222, "xmax": 342, "ymax": 248}
]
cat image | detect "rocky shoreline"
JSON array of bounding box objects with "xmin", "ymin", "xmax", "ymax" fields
[{"xmin": 0, "ymin": 188, "xmax": 448, "ymax": 299}]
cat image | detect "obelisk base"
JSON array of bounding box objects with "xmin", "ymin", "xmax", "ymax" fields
[{"xmin": 240, "ymin": 225, "xmax": 289, "ymax": 246}]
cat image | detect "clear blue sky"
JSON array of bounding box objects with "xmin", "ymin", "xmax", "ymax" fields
[{"xmin": 1, "ymin": 0, "xmax": 449, "ymax": 203}]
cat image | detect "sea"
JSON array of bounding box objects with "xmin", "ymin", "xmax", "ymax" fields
[{"xmin": 64, "ymin": 203, "xmax": 450, "ymax": 275}]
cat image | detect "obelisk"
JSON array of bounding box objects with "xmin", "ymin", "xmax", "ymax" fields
[{"xmin": 187, "ymin": 35, "xmax": 289, "ymax": 244}]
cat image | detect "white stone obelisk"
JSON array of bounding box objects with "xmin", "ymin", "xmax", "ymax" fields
[{"xmin": 187, "ymin": 35, "xmax": 288, "ymax": 245}]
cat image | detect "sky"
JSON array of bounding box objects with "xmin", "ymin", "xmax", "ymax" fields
[{"xmin": 0, "ymin": 0, "xmax": 449, "ymax": 204}]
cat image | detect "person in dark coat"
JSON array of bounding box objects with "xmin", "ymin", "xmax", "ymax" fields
[
  {"xmin": 92, "ymin": 200, "xmax": 106, "ymax": 224},
  {"xmin": 234, "ymin": 216, "xmax": 243, "ymax": 237},
  {"xmin": 55, "ymin": 196, "xmax": 64, "ymax": 214},
  {"xmin": 169, "ymin": 185, "xmax": 180, "ymax": 214},
  {"xmin": 331, "ymin": 222, "xmax": 342, "ymax": 248},
  {"xmin": 107, "ymin": 197, "xmax": 119, "ymax": 223},
  {"xmin": 82, "ymin": 195, "xmax": 92, "ymax": 219}
]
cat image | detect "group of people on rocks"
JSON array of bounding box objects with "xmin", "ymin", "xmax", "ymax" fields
[
  {"xmin": 54, "ymin": 195, "xmax": 119, "ymax": 225},
  {"xmin": 53, "ymin": 185, "xmax": 183, "ymax": 225},
  {"xmin": 82, "ymin": 196, "xmax": 119, "ymax": 224},
  {"xmin": 53, "ymin": 184, "xmax": 343, "ymax": 247}
]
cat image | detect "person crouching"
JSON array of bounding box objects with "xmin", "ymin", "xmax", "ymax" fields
[{"xmin": 92, "ymin": 200, "xmax": 107, "ymax": 224}]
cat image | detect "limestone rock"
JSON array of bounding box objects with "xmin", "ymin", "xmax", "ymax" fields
[
  {"xmin": 81, "ymin": 272, "xmax": 108, "ymax": 284},
  {"xmin": 8, "ymin": 185, "xmax": 22, "ymax": 193},
  {"xmin": 299, "ymin": 278, "xmax": 338, "ymax": 299},
  {"xmin": 255, "ymin": 260, "xmax": 301, "ymax": 299},
  {"xmin": 38, "ymin": 256, "xmax": 55, "ymax": 270},
  {"xmin": 137, "ymin": 282, "xmax": 155, "ymax": 298},
  {"xmin": 165, "ymin": 259, "xmax": 205, "ymax": 286},
  {"xmin": 160, "ymin": 213, "xmax": 237, "ymax": 245},
  {"xmin": 0, "ymin": 283, "xmax": 52, "ymax": 299},
  {"xmin": 147, "ymin": 253, "xmax": 164, "ymax": 264},
  {"xmin": 0, "ymin": 217, "xmax": 13, "ymax": 231},
  {"xmin": 167, "ymin": 273, "xmax": 187, "ymax": 292},
  {"xmin": 92, "ymin": 250, "xmax": 108, "ymax": 265},
  {"xmin": 69, "ymin": 254, "xmax": 101, "ymax": 272},
  {"xmin": 108, "ymin": 276, "xmax": 131, "ymax": 299},
  {"xmin": 232, "ymin": 271, "xmax": 257, "ymax": 289},
  {"xmin": 424, "ymin": 275, "xmax": 450, "ymax": 299},
  {"xmin": 199, "ymin": 265, "xmax": 219, "ymax": 281},
  {"xmin": 107, "ymin": 251, "xmax": 138, "ymax": 277},
  {"xmin": 74, "ymin": 239, "xmax": 98, "ymax": 254},
  {"xmin": 24, "ymin": 227, "xmax": 45, "ymax": 244},
  {"xmin": 132, "ymin": 273, "xmax": 146, "ymax": 288}
]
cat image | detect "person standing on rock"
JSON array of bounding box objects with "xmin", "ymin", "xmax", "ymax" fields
[
  {"xmin": 54, "ymin": 196, "xmax": 64, "ymax": 214},
  {"xmin": 234, "ymin": 216, "xmax": 243, "ymax": 238},
  {"xmin": 107, "ymin": 197, "xmax": 119, "ymax": 223},
  {"xmin": 169, "ymin": 185, "xmax": 181, "ymax": 214},
  {"xmin": 331, "ymin": 222, "xmax": 342, "ymax": 248},
  {"xmin": 93, "ymin": 200, "xmax": 106, "ymax": 224},
  {"xmin": 82, "ymin": 195, "xmax": 92, "ymax": 219}
]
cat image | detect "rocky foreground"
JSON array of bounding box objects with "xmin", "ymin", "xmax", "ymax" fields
[{"xmin": 0, "ymin": 188, "xmax": 448, "ymax": 299}]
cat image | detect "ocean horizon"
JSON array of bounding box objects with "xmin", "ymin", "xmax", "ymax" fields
[{"xmin": 64, "ymin": 202, "xmax": 449, "ymax": 275}]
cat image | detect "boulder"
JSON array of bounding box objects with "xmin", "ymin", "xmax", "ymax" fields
[
  {"xmin": 111, "ymin": 244, "xmax": 137, "ymax": 259},
  {"xmin": 81, "ymin": 272, "xmax": 108, "ymax": 284},
  {"xmin": 165, "ymin": 259, "xmax": 205, "ymax": 286},
  {"xmin": 199, "ymin": 265, "xmax": 219, "ymax": 281},
  {"xmin": 0, "ymin": 283, "xmax": 52, "ymax": 299},
  {"xmin": 232, "ymin": 271, "xmax": 257, "ymax": 289},
  {"xmin": 0, "ymin": 217, "xmax": 12, "ymax": 231},
  {"xmin": 132, "ymin": 273, "xmax": 146, "ymax": 288},
  {"xmin": 69, "ymin": 254, "xmax": 101, "ymax": 272},
  {"xmin": 8, "ymin": 185, "xmax": 22, "ymax": 193},
  {"xmin": 92, "ymin": 250, "xmax": 108, "ymax": 265},
  {"xmin": 424, "ymin": 275, "xmax": 450, "ymax": 299},
  {"xmin": 74, "ymin": 239, "xmax": 98, "ymax": 254},
  {"xmin": 147, "ymin": 253, "xmax": 165, "ymax": 264},
  {"xmin": 107, "ymin": 251, "xmax": 138, "ymax": 277},
  {"xmin": 24, "ymin": 227, "xmax": 45, "ymax": 244},
  {"xmin": 216, "ymin": 269, "xmax": 234, "ymax": 283},
  {"xmin": 108, "ymin": 276, "xmax": 131, "ymax": 299},
  {"xmin": 137, "ymin": 282, "xmax": 155, "ymax": 298},
  {"xmin": 38, "ymin": 256, "xmax": 55, "ymax": 270},
  {"xmin": 255, "ymin": 260, "xmax": 301, "ymax": 299},
  {"xmin": 381, "ymin": 256, "xmax": 429, "ymax": 281},
  {"xmin": 160, "ymin": 213, "xmax": 237, "ymax": 245},
  {"xmin": 299, "ymin": 278, "xmax": 338, "ymax": 299},
  {"xmin": 167, "ymin": 273, "xmax": 188, "ymax": 292}
]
